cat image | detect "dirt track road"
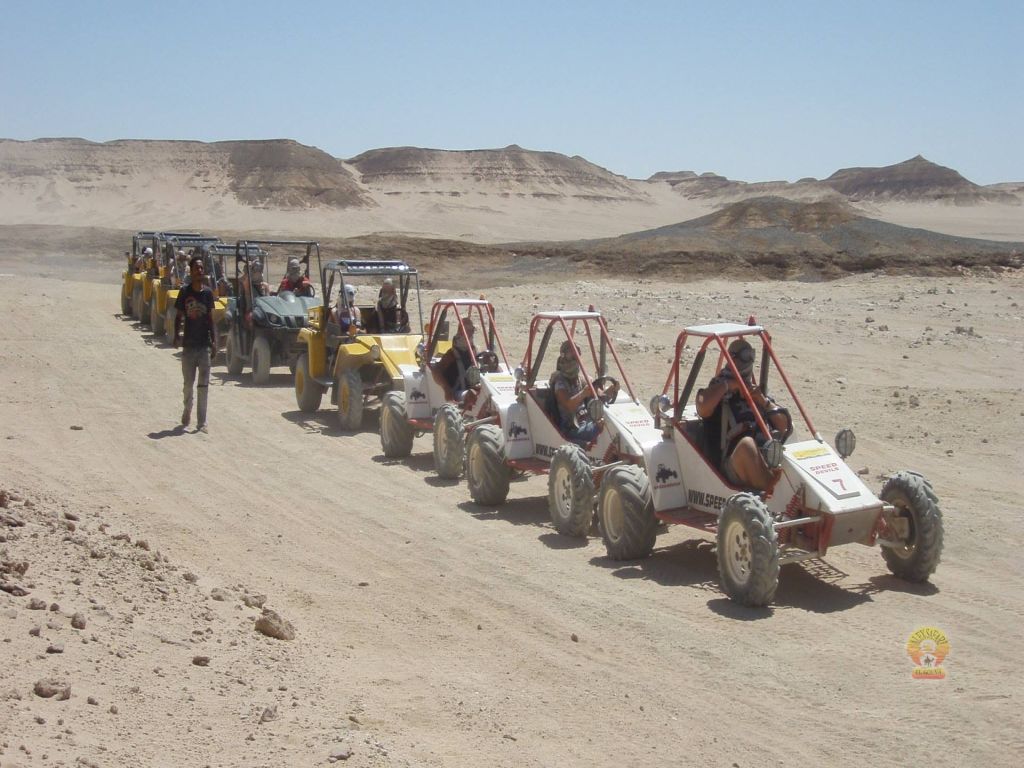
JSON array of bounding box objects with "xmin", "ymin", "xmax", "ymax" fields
[{"xmin": 1, "ymin": 249, "xmax": 1022, "ymax": 767}]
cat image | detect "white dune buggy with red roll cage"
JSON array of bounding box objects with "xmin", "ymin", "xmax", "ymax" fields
[
  {"xmin": 379, "ymin": 298, "xmax": 515, "ymax": 478},
  {"xmin": 464, "ymin": 309, "xmax": 662, "ymax": 537},
  {"xmin": 596, "ymin": 320, "xmax": 943, "ymax": 606}
]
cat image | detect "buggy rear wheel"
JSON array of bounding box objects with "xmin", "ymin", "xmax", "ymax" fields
[
  {"xmin": 121, "ymin": 287, "xmax": 131, "ymax": 316},
  {"xmin": 251, "ymin": 336, "xmax": 272, "ymax": 385},
  {"xmin": 433, "ymin": 404, "xmax": 465, "ymax": 479},
  {"xmin": 548, "ymin": 444, "xmax": 596, "ymax": 537},
  {"xmin": 226, "ymin": 332, "xmax": 244, "ymax": 375},
  {"xmin": 131, "ymin": 283, "xmax": 143, "ymax": 320},
  {"xmin": 294, "ymin": 353, "xmax": 324, "ymax": 413},
  {"xmin": 879, "ymin": 471, "xmax": 943, "ymax": 582},
  {"xmin": 716, "ymin": 493, "xmax": 780, "ymax": 607},
  {"xmin": 336, "ymin": 369, "xmax": 364, "ymax": 431},
  {"xmin": 381, "ymin": 391, "xmax": 414, "ymax": 457},
  {"xmin": 165, "ymin": 307, "xmax": 177, "ymax": 343},
  {"xmin": 466, "ymin": 424, "xmax": 510, "ymax": 505},
  {"xmin": 598, "ymin": 465, "xmax": 657, "ymax": 560}
]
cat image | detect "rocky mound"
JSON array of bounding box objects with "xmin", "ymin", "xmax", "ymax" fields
[
  {"xmin": 646, "ymin": 168, "xmax": 842, "ymax": 203},
  {"xmin": 556, "ymin": 196, "xmax": 1024, "ymax": 278},
  {"xmin": 822, "ymin": 155, "xmax": 1016, "ymax": 203},
  {"xmin": 347, "ymin": 144, "xmax": 644, "ymax": 201}
]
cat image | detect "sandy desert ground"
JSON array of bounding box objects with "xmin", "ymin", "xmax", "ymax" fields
[{"xmin": 1, "ymin": 228, "xmax": 1023, "ymax": 768}]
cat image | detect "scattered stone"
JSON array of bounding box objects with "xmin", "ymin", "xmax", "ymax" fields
[
  {"xmin": 64, "ymin": 511, "xmax": 80, "ymax": 522},
  {"xmin": 210, "ymin": 587, "xmax": 231, "ymax": 602},
  {"xmin": 857, "ymin": 467, "xmax": 869, "ymax": 476},
  {"xmin": 70, "ymin": 425, "xmax": 84, "ymax": 431},
  {"xmin": 87, "ymin": 696, "xmax": 99, "ymax": 705},
  {"xmin": 109, "ymin": 704, "xmax": 118, "ymax": 714},
  {"xmin": 909, "ymin": 395, "xmax": 920, "ymax": 408},
  {"xmin": 571, "ymin": 633, "xmax": 579, "ymax": 643},
  {"xmin": 865, "ymin": 316, "xmax": 875, "ymax": 323},
  {"xmin": 241, "ymin": 593, "xmax": 266, "ymax": 609},
  {"xmin": 88, "ymin": 548, "xmax": 106, "ymax": 560},
  {"xmin": 34, "ymin": 679, "xmax": 71, "ymax": 700},
  {"xmin": 192, "ymin": 655, "xmax": 210, "ymax": 667},
  {"xmin": 877, "ymin": 324, "xmax": 889, "ymax": 331},
  {"xmin": 0, "ymin": 490, "xmax": 8, "ymax": 508},
  {"xmin": 0, "ymin": 582, "xmax": 29, "ymax": 597},
  {"xmin": 348, "ymin": 715, "xmax": 361, "ymax": 724},
  {"xmin": 49, "ymin": 602, "xmax": 60, "ymax": 612},
  {"xmin": 29, "ymin": 626, "xmax": 41, "ymax": 637},
  {"xmin": 23, "ymin": 499, "xmax": 34, "ymax": 508},
  {"xmin": 259, "ymin": 704, "xmax": 278, "ymax": 724},
  {"xmin": 183, "ymin": 572, "xmax": 198, "ymax": 584},
  {"xmin": 35, "ymin": 715, "xmax": 46, "ymax": 724},
  {"xmin": 135, "ymin": 539, "xmax": 150, "ymax": 551},
  {"xmin": 111, "ymin": 533, "xmax": 131, "ymax": 543},
  {"xmin": 1, "ymin": 510, "xmax": 26, "ymax": 527},
  {"xmin": 357, "ymin": 582, "xmax": 369, "ymax": 587},
  {"xmin": 328, "ymin": 746, "xmax": 353, "ymax": 762},
  {"xmin": 28, "ymin": 598, "xmax": 47, "ymax": 611},
  {"xmin": 254, "ymin": 609, "xmax": 296, "ymax": 641},
  {"xmin": 47, "ymin": 642, "xmax": 65, "ymax": 654},
  {"xmin": 71, "ymin": 613, "xmax": 87, "ymax": 630}
]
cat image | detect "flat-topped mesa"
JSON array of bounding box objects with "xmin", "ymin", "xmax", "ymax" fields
[{"xmin": 346, "ymin": 145, "xmax": 645, "ymax": 201}]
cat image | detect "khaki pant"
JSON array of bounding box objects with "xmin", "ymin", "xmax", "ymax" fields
[{"xmin": 181, "ymin": 347, "xmax": 211, "ymax": 426}]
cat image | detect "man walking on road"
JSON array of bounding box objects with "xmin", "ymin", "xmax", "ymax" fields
[{"xmin": 173, "ymin": 255, "xmax": 218, "ymax": 433}]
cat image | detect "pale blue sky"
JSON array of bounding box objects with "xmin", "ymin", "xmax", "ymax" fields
[{"xmin": 1, "ymin": 0, "xmax": 1020, "ymax": 184}]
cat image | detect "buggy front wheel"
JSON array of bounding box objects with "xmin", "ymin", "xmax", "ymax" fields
[
  {"xmin": 433, "ymin": 404, "xmax": 465, "ymax": 479},
  {"xmin": 716, "ymin": 493, "xmax": 780, "ymax": 607},
  {"xmin": 879, "ymin": 471, "xmax": 943, "ymax": 582}
]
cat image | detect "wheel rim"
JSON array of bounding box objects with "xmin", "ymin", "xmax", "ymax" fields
[
  {"xmin": 722, "ymin": 519, "xmax": 752, "ymax": 586},
  {"xmin": 469, "ymin": 440, "xmax": 482, "ymax": 479},
  {"xmin": 554, "ymin": 465, "xmax": 572, "ymax": 520},
  {"xmin": 889, "ymin": 502, "xmax": 917, "ymax": 560},
  {"xmin": 602, "ymin": 486, "xmax": 625, "ymax": 543},
  {"xmin": 437, "ymin": 421, "xmax": 448, "ymax": 455}
]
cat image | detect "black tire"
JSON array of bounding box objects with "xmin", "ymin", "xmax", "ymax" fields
[
  {"xmin": 879, "ymin": 471, "xmax": 943, "ymax": 582},
  {"xmin": 547, "ymin": 444, "xmax": 596, "ymax": 537},
  {"xmin": 466, "ymin": 424, "xmax": 511, "ymax": 505},
  {"xmin": 121, "ymin": 287, "xmax": 131, "ymax": 316},
  {"xmin": 381, "ymin": 391, "xmax": 414, "ymax": 457},
  {"xmin": 336, "ymin": 369, "xmax": 364, "ymax": 431},
  {"xmin": 226, "ymin": 332, "xmax": 244, "ymax": 375},
  {"xmin": 131, "ymin": 283, "xmax": 143, "ymax": 320},
  {"xmin": 294, "ymin": 353, "xmax": 324, "ymax": 413},
  {"xmin": 140, "ymin": 290, "xmax": 152, "ymax": 327},
  {"xmin": 251, "ymin": 336, "xmax": 272, "ymax": 385},
  {"xmin": 433, "ymin": 404, "xmax": 465, "ymax": 479},
  {"xmin": 716, "ymin": 493, "xmax": 780, "ymax": 607},
  {"xmin": 598, "ymin": 465, "xmax": 657, "ymax": 559},
  {"xmin": 150, "ymin": 299, "xmax": 164, "ymax": 336}
]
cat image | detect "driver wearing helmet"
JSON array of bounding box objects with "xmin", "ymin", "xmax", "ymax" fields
[
  {"xmin": 696, "ymin": 337, "xmax": 791, "ymax": 491},
  {"xmin": 135, "ymin": 246, "xmax": 154, "ymax": 273},
  {"xmin": 433, "ymin": 318, "xmax": 477, "ymax": 402},
  {"xmin": 278, "ymin": 257, "xmax": 314, "ymax": 296},
  {"xmin": 245, "ymin": 259, "xmax": 270, "ymax": 297},
  {"xmin": 332, "ymin": 283, "xmax": 361, "ymax": 333},
  {"xmin": 549, "ymin": 340, "xmax": 603, "ymax": 447}
]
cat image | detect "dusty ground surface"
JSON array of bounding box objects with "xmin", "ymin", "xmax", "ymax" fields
[{"xmin": 1, "ymin": 230, "xmax": 1023, "ymax": 767}]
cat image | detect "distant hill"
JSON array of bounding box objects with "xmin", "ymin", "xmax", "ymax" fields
[
  {"xmin": 347, "ymin": 144, "xmax": 644, "ymax": 201},
  {"xmin": 821, "ymin": 155, "xmax": 1016, "ymax": 203},
  {"xmin": 554, "ymin": 197, "xmax": 1024, "ymax": 278}
]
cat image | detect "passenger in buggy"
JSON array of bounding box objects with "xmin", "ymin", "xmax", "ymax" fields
[{"xmin": 548, "ymin": 340, "xmax": 608, "ymax": 447}]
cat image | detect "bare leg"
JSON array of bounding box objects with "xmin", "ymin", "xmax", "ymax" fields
[{"xmin": 728, "ymin": 437, "xmax": 775, "ymax": 491}]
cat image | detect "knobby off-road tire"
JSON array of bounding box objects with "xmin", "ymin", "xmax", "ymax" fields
[
  {"xmin": 121, "ymin": 287, "xmax": 131, "ymax": 316},
  {"xmin": 433, "ymin": 404, "xmax": 465, "ymax": 479},
  {"xmin": 131, "ymin": 284, "xmax": 143, "ymax": 320},
  {"xmin": 150, "ymin": 299, "xmax": 164, "ymax": 336},
  {"xmin": 716, "ymin": 493, "xmax": 780, "ymax": 607},
  {"xmin": 381, "ymin": 391, "xmax": 414, "ymax": 458},
  {"xmin": 598, "ymin": 465, "xmax": 657, "ymax": 560},
  {"xmin": 251, "ymin": 336, "xmax": 272, "ymax": 385},
  {"xmin": 140, "ymin": 291, "xmax": 152, "ymax": 327},
  {"xmin": 336, "ymin": 369, "xmax": 364, "ymax": 431},
  {"xmin": 466, "ymin": 424, "xmax": 511, "ymax": 505},
  {"xmin": 548, "ymin": 444, "xmax": 596, "ymax": 538},
  {"xmin": 226, "ymin": 332, "xmax": 244, "ymax": 375},
  {"xmin": 294, "ymin": 353, "xmax": 324, "ymax": 413},
  {"xmin": 879, "ymin": 471, "xmax": 943, "ymax": 582}
]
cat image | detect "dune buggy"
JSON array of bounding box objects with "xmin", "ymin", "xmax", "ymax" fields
[
  {"xmin": 294, "ymin": 259, "xmax": 423, "ymax": 431},
  {"xmin": 148, "ymin": 235, "xmax": 222, "ymax": 336},
  {"xmin": 596, "ymin": 320, "xmax": 943, "ymax": 606},
  {"xmin": 223, "ymin": 240, "xmax": 320, "ymax": 385},
  {"xmin": 378, "ymin": 298, "xmax": 514, "ymax": 477},
  {"xmin": 463, "ymin": 309, "xmax": 662, "ymax": 537}
]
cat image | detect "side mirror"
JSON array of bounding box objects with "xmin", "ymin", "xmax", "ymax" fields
[
  {"xmin": 835, "ymin": 429, "xmax": 856, "ymax": 459},
  {"xmin": 761, "ymin": 439, "xmax": 784, "ymax": 469},
  {"xmin": 649, "ymin": 394, "xmax": 672, "ymax": 426}
]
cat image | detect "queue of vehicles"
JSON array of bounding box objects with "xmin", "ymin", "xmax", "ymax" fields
[{"xmin": 119, "ymin": 230, "xmax": 944, "ymax": 607}]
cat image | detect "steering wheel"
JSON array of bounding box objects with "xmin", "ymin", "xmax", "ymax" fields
[{"xmin": 591, "ymin": 376, "xmax": 620, "ymax": 405}]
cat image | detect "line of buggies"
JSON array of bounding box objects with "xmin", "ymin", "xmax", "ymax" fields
[{"xmin": 120, "ymin": 232, "xmax": 943, "ymax": 607}]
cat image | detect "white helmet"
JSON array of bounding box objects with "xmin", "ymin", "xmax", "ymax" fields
[
  {"xmin": 344, "ymin": 284, "xmax": 356, "ymax": 298},
  {"xmin": 143, "ymin": 247, "xmax": 153, "ymax": 256}
]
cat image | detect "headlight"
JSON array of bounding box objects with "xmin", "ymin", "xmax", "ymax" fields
[{"xmin": 266, "ymin": 313, "xmax": 282, "ymax": 326}]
